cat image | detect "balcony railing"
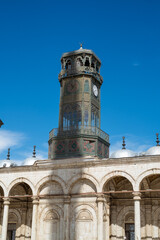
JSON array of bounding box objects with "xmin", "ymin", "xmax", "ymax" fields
[
  {"xmin": 58, "ymin": 67, "xmax": 103, "ymax": 84},
  {"xmin": 49, "ymin": 126, "xmax": 109, "ymax": 143}
]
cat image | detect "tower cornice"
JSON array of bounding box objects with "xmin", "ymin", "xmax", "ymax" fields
[
  {"xmin": 58, "ymin": 72, "xmax": 103, "ymax": 85},
  {"xmin": 61, "ymin": 48, "xmax": 101, "ymax": 64}
]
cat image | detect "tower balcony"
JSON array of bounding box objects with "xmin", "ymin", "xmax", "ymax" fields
[
  {"xmin": 58, "ymin": 66, "xmax": 103, "ymax": 84},
  {"xmin": 49, "ymin": 126, "xmax": 109, "ymax": 143}
]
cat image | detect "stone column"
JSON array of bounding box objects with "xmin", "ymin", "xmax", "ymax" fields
[
  {"xmin": 133, "ymin": 192, "xmax": 141, "ymax": 240},
  {"xmin": 1, "ymin": 197, "xmax": 10, "ymax": 240},
  {"xmin": 145, "ymin": 205, "xmax": 152, "ymax": 240},
  {"xmin": 110, "ymin": 205, "xmax": 117, "ymax": 240},
  {"xmin": 97, "ymin": 195, "xmax": 104, "ymax": 240},
  {"xmin": 31, "ymin": 197, "xmax": 39, "ymax": 240},
  {"xmin": 64, "ymin": 196, "xmax": 70, "ymax": 240},
  {"xmin": 105, "ymin": 196, "xmax": 110, "ymax": 240},
  {"xmin": 21, "ymin": 209, "xmax": 27, "ymax": 240}
]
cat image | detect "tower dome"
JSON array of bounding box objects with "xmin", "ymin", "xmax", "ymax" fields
[
  {"xmin": 145, "ymin": 133, "xmax": 160, "ymax": 156},
  {"xmin": 59, "ymin": 46, "xmax": 102, "ymax": 84},
  {"xmin": 110, "ymin": 137, "xmax": 136, "ymax": 158}
]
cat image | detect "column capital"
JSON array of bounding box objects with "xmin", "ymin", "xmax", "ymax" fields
[
  {"xmin": 97, "ymin": 194, "xmax": 105, "ymax": 203},
  {"xmin": 3, "ymin": 197, "xmax": 10, "ymax": 205},
  {"xmin": 64, "ymin": 195, "xmax": 71, "ymax": 204},
  {"xmin": 132, "ymin": 191, "xmax": 141, "ymax": 200},
  {"xmin": 32, "ymin": 197, "xmax": 39, "ymax": 205}
]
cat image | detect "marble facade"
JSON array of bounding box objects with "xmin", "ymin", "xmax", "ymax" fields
[{"xmin": 0, "ymin": 155, "xmax": 160, "ymax": 239}]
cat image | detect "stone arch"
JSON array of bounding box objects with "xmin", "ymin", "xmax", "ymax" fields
[
  {"xmin": 152, "ymin": 206, "xmax": 160, "ymax": 221},
  {"xmin": 142, "ymin": 178, "xmax": 150, "ymax": 190},
  {"xmin": 70, "ymin": 204, "xmax": 97, "ymax": 240},
  {"xmin": 8, "ymin": 209, "xmax": 21, "ymax": 224},
  {"xmin": 72, "ymin": 103, "xmax": 81, "ymax": 112},
  {"xmin": 76, "ymin": 56, "xmax": 83, "ymax": 67},
  {"xmin": 100, "ymin": 170, "xmax": 135, "ymax": 192},
  {"xmin": 125, "ymin": 212, "xmax": 134, "ymax": 223},
  {"xmin": 43, "ymin": 209, "xmax": 60, "ymax": 240},
  {"xmin": 135, "ymin": 168, "xmax": 160, "ymax": 190},
  {"xmin": 65, "ymin": 58, "xmax": 72, "ymax": 70},
  {"xmin": 84, "ymin": 56, "xmax": 90, "ymax": 67},
  {"xmin": 151, "ymin": 176, "xmax": 160, "ymax": 186},
  {"xmin": 70, "ymin": 179, "xmax": 97, "ymax": 195},
  {"xmin": 71, "ymin": 204, "xmax": 97, "ymax": 219},
  {"xmin": 36, "ymin": 175, "xmax": 67, "ymax": 195},
  {"xmin": 116, "ymin": 206, "xmax": 145, "ymax": 237},
  {"xmin": 38, "ymin": 205, "xmax": 63, "ymax": 240},
  {"xmin": 68, "ymin": 173, "xmax": 100, "ymax": 193},
  {"xmin": 0, "ymin": 181, "xmax": 7, "ymax": 197},
  {"xmin": 7, "ymin": 177, "xmax": 35, "ymax": 196},
  {"xmin": 39, "ymin": 204, "xmax": 63, "ymax": 220},
  {"xmin": 91, "ymin": 57, "xmax": 95, "ymax": 69},
  {"xmin": 117, "ymin": 206, "xmax": 134, "ymax": 226},
  {"xmin": 8, "ymin": 209, "xmax": 22, "ymax": 238},
  {"xmin": 116, "ymin": 206, "xmax": 134, "ymax": 238},
  {"xmin": 63, "ymin": 103, "xmax": 71, "ymax": 112},
  {"xmin": 76, "ymin": 209, "xmax": 93, "ymax": 220}
]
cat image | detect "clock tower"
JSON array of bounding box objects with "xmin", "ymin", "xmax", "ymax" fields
[{"xmin": 48, "ymin": 46, "xmax": 110, "ymax": 159}]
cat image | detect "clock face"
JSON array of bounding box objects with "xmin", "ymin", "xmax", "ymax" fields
[
  {"xmin": 93, "ymin": 85, "xmax": 98, "ymax": 97},
  {"xmin": 66, "ymin": 80, "xmax": 79, "ymax": 94}
]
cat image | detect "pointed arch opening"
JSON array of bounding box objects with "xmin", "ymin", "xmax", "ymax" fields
[
  {"xmin": 8, "ymin": 182, "xmax": 33, "ymax": 239},
  {"xmin": 103, "ymin": 176, "xmax": 134, "ymax": 240},
  {"xmin": 139, "ymin": 174, "xmax": 160, "ymax": 239}
]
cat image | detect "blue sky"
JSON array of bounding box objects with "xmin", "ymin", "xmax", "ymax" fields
[{"xmin": 0, "ymin": 0, "xmax": 160, "ymax": 162}]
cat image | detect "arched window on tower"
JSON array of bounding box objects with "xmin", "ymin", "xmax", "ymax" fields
[
  {"xmin": 91, "ymin": 61, "xmax": 95, "ymax": 68},
  {"xmin": 65, "ymin": 59, "xmax": 71, "ymax": 70},
  {"xmin": 84, "ymin": 80, "xmax": 89, "ymax": 93},
  {"xmin": 72, "ymin": 104, "xmax": 81, "ymax": 129},
  {"xmin": 63, "ymin": 104, "xmax": 81, "ymax": 130},
  {"xmin": 96, "ymin": 63, "xmax": 100, "ymax": 73},
  {"xmin": 91, "ymin": 108, "xmax": 99, "ymax": 128},
  {"xmin": 63, "ymin": 105, "xmax": 71, "ymax": 130},
  {"xmin": 85, "ymin": 57, "xmax": 90, "ymax": 67},
  {"xmin": 91, "ymin": 111, "xmax": 95, "ymax": 127},
  {"xmin": 76, "ymin": 57, "xmax": 83, "ymax": 67},
  {"xmin": 95, "ymin": 112, "xmax": 99, "ymax": 128}
]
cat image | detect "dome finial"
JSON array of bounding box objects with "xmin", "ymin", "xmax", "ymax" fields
[
  {"xmin": 79, "ymin": 42, "xmax": 83, "ymax": 49},
  {"xmin": 122, "ymin": 136, "xmax": 126, "ymax": 149},
  {"xmin": 7, "ymin": 148, "xmax": 10, "ymax": 160},
  {"xmin": 0, "ymin": 119, "xmax": 4, "ymax": 128},
  {"xmin": 156, "ymin": 133, "xmax": 160, "ymax": 146},
  {"xmin": 33, "ymin": 145, "xmax": 36, "ymax": 158}
]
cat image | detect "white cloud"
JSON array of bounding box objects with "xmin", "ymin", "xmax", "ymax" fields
[
  {"xmin": 0, "ymin": 130, "xmax": 25, "ymax": 153},
  {"xmin": 0, "ymin": 130, "xmax": 48, "ymax": 166}
]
